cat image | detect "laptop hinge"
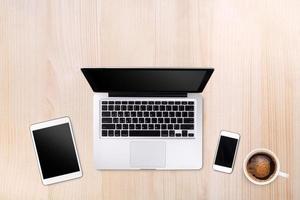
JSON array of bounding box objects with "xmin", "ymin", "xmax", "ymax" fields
[{"xmin": 108, "ymin": 92, "xmax": 187, "ymax": 97}]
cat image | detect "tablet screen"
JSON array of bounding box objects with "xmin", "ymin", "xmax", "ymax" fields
[{"xmin": 33, "ymin": 123, "xmax": 80, "ymax": 179}]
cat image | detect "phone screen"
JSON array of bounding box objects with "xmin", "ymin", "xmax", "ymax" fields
[{"xmin": 215, "ymin": 136, "xmax": 238, "ymax": 167}]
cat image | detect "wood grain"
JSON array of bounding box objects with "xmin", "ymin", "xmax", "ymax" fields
[{"xmin": 0, "ymin": 0, "xmax": 299, "ymax": 199}]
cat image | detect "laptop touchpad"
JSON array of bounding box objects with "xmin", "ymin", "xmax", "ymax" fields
[{"xmin": 130, "ymin": 141, "xmax": 166, "ymax": 169}]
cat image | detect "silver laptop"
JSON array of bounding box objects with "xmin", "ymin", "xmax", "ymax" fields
[{"xmin": 82, "ymin": 68, "xmax": 214, "ymax": 170}]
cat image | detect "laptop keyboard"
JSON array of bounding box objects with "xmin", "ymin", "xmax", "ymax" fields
[{"xmin": 100, "ymin": 100, "xmax": 195, "ymax": 138}]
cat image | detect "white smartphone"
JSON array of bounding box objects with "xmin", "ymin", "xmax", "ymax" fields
[
  {"xmin": 30, "ymin": 117, "xmax": 82, "ymax": 185},
  {"xmin": 213, "ymin": 130, "xmax": 240, "ymax": 173}
]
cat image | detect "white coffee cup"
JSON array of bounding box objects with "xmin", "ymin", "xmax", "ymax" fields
[{"xmin": 243, "ymin": 148, "xmax": 288, "ymax": 185}]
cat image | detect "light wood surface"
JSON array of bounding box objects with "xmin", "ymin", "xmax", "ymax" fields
[{"xmin": 0, "ymin": 0, "xmax": 299, "ymax": 199}]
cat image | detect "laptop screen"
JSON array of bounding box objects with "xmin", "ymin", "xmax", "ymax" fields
[{"xmin": 81, "ymin": 68, "xmax": 214, "ymax": 93}]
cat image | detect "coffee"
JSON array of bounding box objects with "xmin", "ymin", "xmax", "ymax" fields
[
  {"xmin": 246, "ymin": 153, "xmax": 276, "ymax": 181},
  {"xmin": 243, "ymin": 148, "xmax": 289, "ymax": 185}
]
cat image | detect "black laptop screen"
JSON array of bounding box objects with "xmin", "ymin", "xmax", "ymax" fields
[{"xmin": 81, "ymin": 68, "xmax": 213, "ymax": 93}]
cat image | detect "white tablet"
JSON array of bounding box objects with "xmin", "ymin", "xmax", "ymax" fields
[{"xmin": 30, "ymin": 117, "xmax": 82, "ymax": 185}]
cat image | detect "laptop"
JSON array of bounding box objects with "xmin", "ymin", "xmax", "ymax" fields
[{"xmin": 81, "ymin": 68, "xmax": 214, "ymax": 170}]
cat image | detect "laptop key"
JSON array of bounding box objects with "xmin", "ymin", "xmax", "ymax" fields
[
  {"xmin": 102, "ymin": 130, "xmax": 108, "ymax": 136},
  {"xmin": 188, "ymin": 133, "xmax": 194, "ymax": 137},
  {"xmin": 112, "ymin": 112, "xmax": 117, "ymax": 117},
  {"xmin": 102, "ymin": 101, "xmax": 108, "ymax": 104},
  {"xmin": 102, "ymin": 112, "xmax": 111, "ymax": 117},
  {"xmin": 129, "ymin": 130, "xmax": 160, "ymax": 137},
  {"xmin": 108, "ymin": 130, "xmax": 114, "ymax": 136},
  {"xmin": 177, "ymin": 118, "xmax": 183, "ymax": 123},
  {"xmin": 171, "ymin": 118, "xmax": 176, "ymax": 123},
  {"xmin": 184, "ymin": 118, "xmax": 194, "ymax": 123},
  {"xmin": 158, "ymin": 118, "xmax": 163, "ymax": 123},
  {"xmin": 163, "ymin": 112, "xmax": 168, "ymax": 117},
  {"xmin": 155, "ymin": 124, "xmax": 160, "ymax": 129},
  {"xmin": 169, "ymin": 130, "xmax": 175, "ymax": 137},
  {"xmin": 157, "ymin": 112, "xmax": 162, "ymax": 117},
  {"xmin": 108, "ymin": 105, "xmax": 114, "ymax": 110},
  {"xmin": 115, "ymin": 130, "xmax": 121, "ymax": 137},
  {"xmin": 136, "ymin": 124, "xmax": 141, "ymax": 129},
  {"xmin": 117, "ymin": 112, "xmax": 123, "ymax": 117},
  {"xmin": 115, "ymin": 105, "xmax": 120, "ymax": 110},
  {"xmin": 182, "ymin": 130, "xmax": 188, "ymax": 137},
  {"xmin": 188, "ymin": 112, "xmax": 194, "ymax": 117},
  {"xmin": 152, "ymin": 118, "xmax": 157, "ymax": 123},
  {"xmin": 147, "ymin": 105, "xmax": 152, "ymax": 111},
  {"xmin": 102, "ymin": 106, "xmax": 108, "ymax": 110},
  {"xmin": 174, "ymin": 124, "xmax": 179, "ymax": 129},
  {"xmin": 161, "ymin": 131, "xmax": 168, "ymax": 137},
  {"xmin": 124, "ymin": 112, "xmax": 130, "ymax": 117},
  {"xmin": 120, "ymin": 118, "xmax": 125, "ymax": 123},
  {"xmin": 102, "ymin": 118, "xmax": 112, "ymax": 123},
  {"xmin": 131, "ymin": 112, "xmax": 136, "ymax": 117},
  {"xmin": 169, "ymin": 112, "xmax": 175, "ymax": 117},
  {"xmin": 121, "ymin": 130, "xmax": 128, "ymax": 137},
  {"xmin": 137, "ymin": 112, "xmax": 143, "ymax": 117},
  {"xmin": 102, "ymin": 124, "xmax": 115, "ymax": 129},
  {"xmin": 149, "ymin": 124, "xmax": 154, "ymax": 129},
  {"xmin": 150, "ymin": 112, "xmax": 155, "ymax": 117},
  {"xmin": 181, "ymin": 124, "xmax": 194, "ymax": 129},
  {"xmin": 142, "ymin": 124, "xmax": 147, "ymax": 129},
  {"xmin": 116, "ymin": 124, "xmax": 122, "ymax": 129},
  {"xmin": 186, "ymin": 106, "xmax": 194, "ymax": 111}
]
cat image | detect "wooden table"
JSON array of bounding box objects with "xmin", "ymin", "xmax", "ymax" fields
[{"xmin": 0, "ymin": 0, "xmax": 299, "ymax": 199}]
